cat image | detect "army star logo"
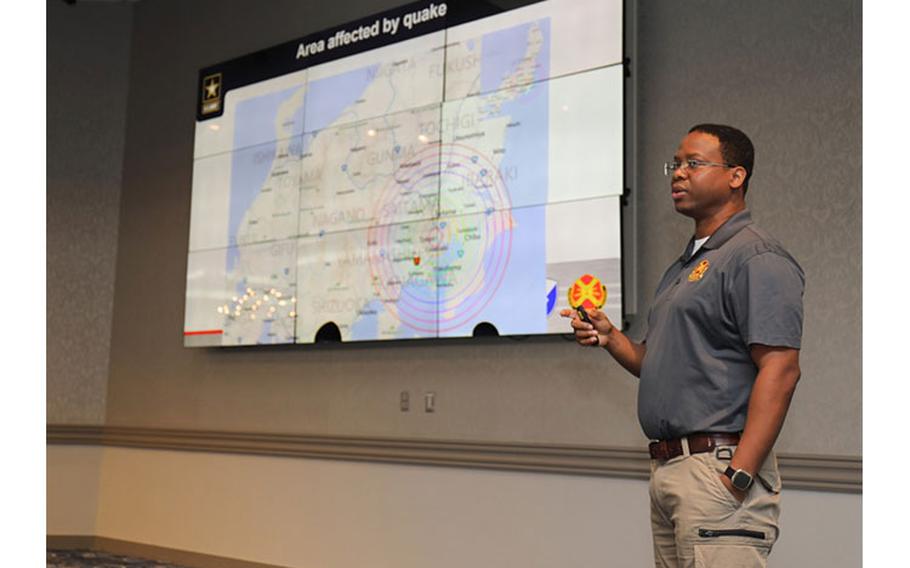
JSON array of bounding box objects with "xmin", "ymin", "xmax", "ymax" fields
[
  {"xmin": 688, "ymin": 259, "xmax": 710, "ymax": 282},
  {"xmin": 203, "ymin": 73, "xmax": 221, "ymax": 101},
  {"xmin": 201, "ymin": 73, "xmax": 223, "ymax": 115}
]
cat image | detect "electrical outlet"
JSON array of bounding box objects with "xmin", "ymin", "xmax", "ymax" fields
[
  {"xmin": 400, "ymin": 391, "xmax": 410, "ymax": 412},
  {"xmin": 425, "ymin": 392, "xmax": 435, "ymax": 413}
]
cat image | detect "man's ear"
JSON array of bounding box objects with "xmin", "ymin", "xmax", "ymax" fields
[{"xmin": 729, "ymin": 166, "xmax": 747, "ymax": 191}]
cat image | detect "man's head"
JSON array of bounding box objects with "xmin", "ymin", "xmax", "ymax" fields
[
  {"xmin": 688, "ymin": 124, "xmax": 754, "ymax": 194},
  {"xmin": 668, "ymin": 124, "xmax": 754, "ymax": 220}
]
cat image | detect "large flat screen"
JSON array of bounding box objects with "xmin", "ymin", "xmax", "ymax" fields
[{"xmin": 184, "ymin": 0, "xmax": 624, "ymax": 346}]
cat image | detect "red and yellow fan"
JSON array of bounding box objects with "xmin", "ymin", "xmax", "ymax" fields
[{"xmin": 568, "ymin": 274, "xmax": 607, "ymax": 311}]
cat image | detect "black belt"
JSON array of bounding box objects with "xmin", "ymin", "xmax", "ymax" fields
[{"xmin": 648, "ymin": 432, "xmax": 741, "ymax": 461}]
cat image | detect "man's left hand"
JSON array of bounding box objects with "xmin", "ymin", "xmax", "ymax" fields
[{"xmin": 718, "ymin": 473, "xmax": 747, "ymax": 503}]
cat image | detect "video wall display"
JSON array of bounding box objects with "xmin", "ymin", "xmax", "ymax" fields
[{"xmin": 185, "ymin": 0, "xmax": 624, "ymax": 346}]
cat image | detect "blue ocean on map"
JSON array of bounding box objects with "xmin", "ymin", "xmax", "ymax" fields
[
  {"xmin": 395, "ymin": 281, "xmax": 438, "ymax": 339},
  {"xmin": 233, "ymin": 87, "xmax": 304, "ymax": 150},
  {"xmin": 227, "ymin": 143, "xmax": 275, "ymax": 264},
  {"xmin": 438, "ymin": 205, "xmax": 546, "ymax": 337},
  {"xmin": 485, "ymin": 20, "xmax": 550, "ymax": 211},
  {"xmin": 227, "ymin": 86, "xmax": 303, "ymax": 271},
  {"xmin": 479, "ymin": 20, "xmax": 550, "ymax": 95},
  {"xmin": 303, "ymin": 65, "xmax": 381, "ymax": 134},
  {"xmin": 348, "ymin": 284, "xmax": 437, "ymax": 340},
  {"xmin": 438, "ymin": 21, "xmax": 550, "ymax": 335},
  {"xmin": 396, "ymin": 280, "xmax": 439, "ymax": 338},
  {"xmin": 350, "ymin": 299, "xmax": 382, "ymax": 341},
  {"xmin": 234, "ymin": 278, "xmax": 247, "ymax": 297}
]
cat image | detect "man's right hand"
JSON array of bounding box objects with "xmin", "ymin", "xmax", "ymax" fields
[{"xmin": 559, "ymin": 308, "xmax": 615, "ymax": 347}]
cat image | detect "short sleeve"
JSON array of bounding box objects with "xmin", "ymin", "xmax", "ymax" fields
[
  {"xmin": 730, "ymin": 251, "xmax": 805, "ymax": 349},
  {"xmin": 638, "ymin": 311, "xmax": 650, "ymax": 345}
]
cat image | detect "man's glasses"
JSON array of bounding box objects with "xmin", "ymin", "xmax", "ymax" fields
[{"xmin": 663, "ymin": 159, "xmax": 736, "ymax": 177}]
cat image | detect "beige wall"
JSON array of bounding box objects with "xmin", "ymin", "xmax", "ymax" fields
[
  {"xmin": 48, "ymin": 444, "xmax": 861, "ymax": 567},
  {"xmin": 47, "ymin": 446, "xmax": 103, "ymax": 536}
]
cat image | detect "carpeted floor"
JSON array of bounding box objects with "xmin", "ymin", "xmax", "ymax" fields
[{"xmin": 47, "ymin": 549, "xmax": 190, "ymax": 568}]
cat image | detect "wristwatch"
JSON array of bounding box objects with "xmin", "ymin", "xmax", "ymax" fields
[{"xmin": 724, "ymin": 466, "xmax": 754, "ymax": 491}]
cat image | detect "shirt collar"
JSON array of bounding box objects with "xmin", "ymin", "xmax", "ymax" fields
[{"xmin": 678, "ymin": 209, "xmax": 754, "ymax": 262}]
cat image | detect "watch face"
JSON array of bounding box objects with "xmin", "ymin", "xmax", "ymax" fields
[{"xmin": 731, "ymin": 470, "xmax": 753, "ymax": 490}]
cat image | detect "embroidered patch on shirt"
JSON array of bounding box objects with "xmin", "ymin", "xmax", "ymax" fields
[{"xmin": 688, "ymin": 259, "xmax": 710, "ymax": 282}]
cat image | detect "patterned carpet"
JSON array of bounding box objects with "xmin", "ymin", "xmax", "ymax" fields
[{"xmin": 47, "ymin": 549, "xmax": 190, "ymax": 568}]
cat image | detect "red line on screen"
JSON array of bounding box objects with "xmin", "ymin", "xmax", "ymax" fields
[{"xmin": 184, "ymin": 329, "xmax": 224, "ymax": 336}]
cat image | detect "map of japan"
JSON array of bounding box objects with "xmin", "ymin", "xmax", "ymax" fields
[{"xmin": 185, "ymin": 0, "xmax": 625, "ymax": 346}]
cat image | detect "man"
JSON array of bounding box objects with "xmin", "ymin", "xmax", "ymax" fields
[{"xmin": 562, "ymin": 124, "xmax": 804, "ymax": 567}]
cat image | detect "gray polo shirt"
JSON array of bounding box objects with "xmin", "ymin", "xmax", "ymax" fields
[{"xmin": 638, "ymin": 210, "xmax": 804, "ymax": 441}]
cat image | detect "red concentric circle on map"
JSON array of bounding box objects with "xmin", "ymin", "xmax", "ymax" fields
[{"xmin": 366, "ymin": 142, "xmax": 513, "ymax": 334}]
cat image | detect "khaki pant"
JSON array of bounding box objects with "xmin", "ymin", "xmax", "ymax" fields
[{"xmin": 649, "ymin": 447, "xmax": 782, "ymax": 568}]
